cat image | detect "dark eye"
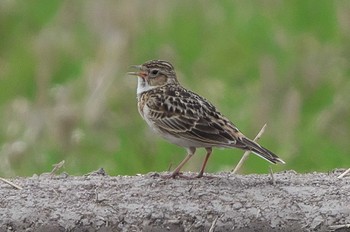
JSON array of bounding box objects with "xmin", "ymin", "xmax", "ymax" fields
[{"xmin": 150, "ymin": 69, "xmax": 159, "ymax": 76}]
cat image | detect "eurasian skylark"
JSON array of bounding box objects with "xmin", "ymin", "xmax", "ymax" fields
[{"xmin": 128, "ymin": 60, "xmax": 284, "ymax": 178}]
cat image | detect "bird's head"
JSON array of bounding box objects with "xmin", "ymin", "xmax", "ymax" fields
[{"xmin": 128, "ymin": 60, "xmax": 178, "ymax": 94}]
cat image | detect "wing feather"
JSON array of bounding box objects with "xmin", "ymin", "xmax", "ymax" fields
[{"xmin": 145, "ymin": 85, "xmax": 239, "ymax": 146}]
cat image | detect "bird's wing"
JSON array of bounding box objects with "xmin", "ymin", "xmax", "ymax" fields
[
  {"xmin": 145, "ymin": 85, "xmax": 284, "ymax": 164},
  {"xmin": 144, "ymin": 85, "xmax": 284, "ymax": 164},
  {"xmin": 145, "ymin": 85, "xmax": 241, "ymax": 146}
]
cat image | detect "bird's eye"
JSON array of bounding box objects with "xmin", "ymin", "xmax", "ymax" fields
[{"xmin": 150, "ymin": 69, "xmax": 159, "ymax": 76}]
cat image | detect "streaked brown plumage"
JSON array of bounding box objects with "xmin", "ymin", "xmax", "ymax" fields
[{"xmin": 128, "ymin": 60, "xmax": 284, "ymax": 178}]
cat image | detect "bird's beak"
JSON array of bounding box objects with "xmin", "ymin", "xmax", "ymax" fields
[{"xmin": 127, "ymin": 65, "xmax": 147, "ymax": 78}]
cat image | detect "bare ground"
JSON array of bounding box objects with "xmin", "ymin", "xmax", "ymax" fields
[{"xmin": 1, "ymin": 170, "xmax": 350, "ymax": 232}]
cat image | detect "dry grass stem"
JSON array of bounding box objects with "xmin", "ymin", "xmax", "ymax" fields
[
  {"xmin": 167, "ymin": 163, "xmax": 173, "ymax": 172},
  {"xmin": 337, "ymin": 168, "xmax": 350, "ymax": 179},
  {"xmin": 231, "ymin": 124, "xmax": 267, "ymax": 174},
  {"xmin": 50, "ymin": 160, "xmax": 65, "ymax": 176},
  {"xmin": 0, "ymin": 177, "xmax": 23, "ymax": 190},
  {"xmin": 329, "ymin": 223, "xmax": 350, "ymax": 230},
  {"xmin": 269, "ymin": 166, "xmax": 276, "ymax": 185},
  {"xmin": 209, "ymin": 215, "xmax": 220, "ymax": 232}
]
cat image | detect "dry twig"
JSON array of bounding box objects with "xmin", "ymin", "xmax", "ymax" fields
[
  {"xmin": 50, "ymin": 160, "xmax": 65, "ymax": 176},
  {"xmin": 269, "ymin": 166, "xmax": 276, "ymax": 185},
  {"xmin": 337, "ymin": 168, "xmax": 350, "ymax": 179},
  {"xmin": 329, "ymin": 223, "xmax": 350, "ymax": 231},
  {"xmin": 209, "ymin": 215, "xmax": 220, "ymax": 232},
  {"xmin": 0, "ymin": 177, "xmax": 23, "ymax": 190},
  {"xmin": 231, "ymin": 124, "xmax": 267, "ymax": 174}
]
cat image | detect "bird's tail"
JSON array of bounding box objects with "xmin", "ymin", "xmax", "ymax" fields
[{"xmin": 240, "ymin": 137, "xmax": 285, "ymax": 164}]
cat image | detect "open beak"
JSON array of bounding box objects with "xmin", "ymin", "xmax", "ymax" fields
[{"xmin": 127, "ymin": 65, "xmax": 147, "ymax": 78}]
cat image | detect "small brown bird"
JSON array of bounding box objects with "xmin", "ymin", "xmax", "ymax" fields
[{"xmin": 128, "ymin": 60, "xmax": 284, "ymax": 178}]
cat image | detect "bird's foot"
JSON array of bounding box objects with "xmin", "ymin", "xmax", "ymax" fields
[
  {"xmin": 195, "ymin": 172, "xmax": 204, "ymax": 178},
  {"xmin": 160, "ymin": 171, "xmax": 211, "ymax": 179},
  {"xmin": 160, "ymin": 171, "xmax": 185, "ymax": 179}
]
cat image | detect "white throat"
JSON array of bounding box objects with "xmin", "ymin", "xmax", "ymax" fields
[{"xmin": 137, "ymin": 77, "xmax": 157, "ymax": 95}]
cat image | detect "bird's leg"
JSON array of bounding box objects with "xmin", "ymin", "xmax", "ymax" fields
[
  {"xmin": 169, "ymin": 147, "xmax": 196, "ymax": 178},
  {"xmin": 196, "ymin": 147, "xmax": 212, "ymax": 178}
]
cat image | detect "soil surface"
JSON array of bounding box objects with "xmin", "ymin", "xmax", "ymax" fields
[{"xmin": 1, "ymin": 170, "xmax": 350, "ymax": 232}]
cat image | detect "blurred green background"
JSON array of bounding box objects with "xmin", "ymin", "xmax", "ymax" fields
[{"xmin": 1, "ymin": 0, "xmax": 349, "ymax": 177}]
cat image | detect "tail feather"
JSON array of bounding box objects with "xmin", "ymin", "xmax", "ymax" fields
[{"xmin": 241, "ymin": 137, "xmax": 285, "ymax": 164}]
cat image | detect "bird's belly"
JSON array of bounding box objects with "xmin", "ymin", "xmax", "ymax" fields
[
  {"xmin": 142, "ymin": 119, "xmax": 206, "ymax": 148},
  {"xmin": 145, "ymin": 122, "xmax": 214, "ymax": 149},
  {"xmin": 158, "ymin": 132, "xmax": 209, "ymax": 148}
]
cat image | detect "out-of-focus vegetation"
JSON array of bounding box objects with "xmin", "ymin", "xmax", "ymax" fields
[{"xmin": 1, "ymin": 1, "xmax": 349, "ymax": 177}]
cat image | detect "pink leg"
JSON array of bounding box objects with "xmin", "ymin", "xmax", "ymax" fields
[
  {"xmin": 196, "ymin": 147, "xmax": 212, "ymax": 178},
  {"xmin": 170, "ymin": 147, "xmax": 196, "ymax": 178}
]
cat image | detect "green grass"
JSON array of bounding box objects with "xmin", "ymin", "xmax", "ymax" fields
[{"xmin": 0, "ymin": 1, "xmax": 349, "ymax": 177}]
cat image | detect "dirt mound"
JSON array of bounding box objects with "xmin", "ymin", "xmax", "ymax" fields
[{"xmin": 1, "ymin": 170, "xmax": 349, "ymax": 231}]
